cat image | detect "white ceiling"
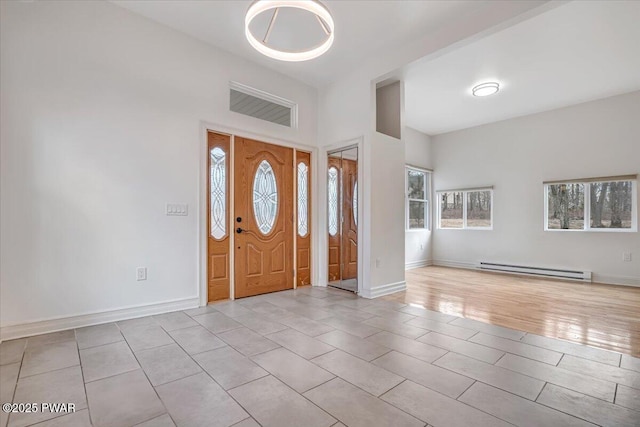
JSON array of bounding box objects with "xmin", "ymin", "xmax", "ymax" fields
[
  {"xmin": 111, "ymin": 0, "xmax": 545, "ymax": 88},
  {"xmin": 403, "ymin": 1, "xmax": 640, "ymax": 135}
]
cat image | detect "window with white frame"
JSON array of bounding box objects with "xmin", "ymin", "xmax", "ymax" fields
[
  {"xmin": 406, "ymin": 167, "xmax": 430, "ymax": 230},
  {"xmin": 437, "ymin": 188, "xmax": 493, "ymax": 229},
  {"xmin": 544, "ymin": 176, "xmax": 637, "ymax": 231}
]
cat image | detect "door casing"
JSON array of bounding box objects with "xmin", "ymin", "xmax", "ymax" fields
[{"xmin": 199, "ymin": 123, "xmax": 318, "ymax": 305}]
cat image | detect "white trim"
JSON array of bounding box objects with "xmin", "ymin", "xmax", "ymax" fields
[
  {"xmin": 229, "ymin": 81, "xmax": 298, "ymax": 129},
  {"xmin": 433, "ymin": 260, "xmax": 640, "ymax": 288},
  {"xmin": 199, "ymin": 121, "xmax": 318, "ymax": 305},
  {"xmin": 405, "ymin": 260, "xmax": 432, "ymax": 270},
  {"xmin": 360, "ymin": 281, "xmax": 407, "ymax": 299},
  {"xmin": 592, "ymin": 274, "xmax": 640, "ymax": 288},
  {"xmin": 436, "ymin": 188, "xmax": 493, "ymax": 230},
  {"xmin": 0, "ymin": 297, "xmax": 199, "ymax": 342}
]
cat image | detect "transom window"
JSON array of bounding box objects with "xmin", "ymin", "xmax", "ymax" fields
[
  {"xmin": 544, "ymin": 176, "xmax": 637, "ymax": 232},
  {"xmin": 437, "ymin": 188, "xmax": 493, "ymax": 229},
  {"xmin": 406, "ymin": 167, "xmax": 430, "ymax": 230}
]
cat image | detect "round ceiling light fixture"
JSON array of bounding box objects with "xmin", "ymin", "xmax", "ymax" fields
[
  {"xmin": 245, "ymin": 0, "xmax": 335, "ymax": 62},
  {"xmin": 472, "ymin": 82, "xmax": 500, "ymax": 97}
]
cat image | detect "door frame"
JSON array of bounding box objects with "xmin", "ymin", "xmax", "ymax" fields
[
  {"xmin": 198, "ymin": 121, "xmax": 318, "ymax": 306},
  {"xmin": 321, "ymin": 136, "xmax": 365, "ymax": 295}
]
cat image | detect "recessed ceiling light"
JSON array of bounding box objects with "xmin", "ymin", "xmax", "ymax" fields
[
  {"xmin": 472, "ymin": 82, "xmax": 500, "ymax": 97},
  {"xmin": 245, "ymin": 0, "xmax": 335, "ymax": 62}
]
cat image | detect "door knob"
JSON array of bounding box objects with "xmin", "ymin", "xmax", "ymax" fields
[
  {"xmin": 236, "ymin": 217, "xmax": 242, "ymax": 223},
  {"xmin": 236, "ymin": 227, "xmax": 245, "ymax": 234}
]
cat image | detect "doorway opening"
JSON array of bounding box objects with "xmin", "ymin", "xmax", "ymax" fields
[
  {"xmin": 206, "ymin": 130, "xmax": 312, "ymax": 302},
  {"xmin": 327, "ymin": 145, "xmax": 358, "ymax": 292}
]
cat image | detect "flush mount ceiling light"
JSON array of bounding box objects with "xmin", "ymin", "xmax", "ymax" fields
[
  {"xmin": 245, "ymin": 0, "xmax": 335, "ymax": 62},
  {"xmin": 472, "ymin": 82, "xmax": 500, "ymax": 97}
]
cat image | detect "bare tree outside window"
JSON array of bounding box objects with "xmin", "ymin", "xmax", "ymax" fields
[
  {"xmin": 439, "ymin": 191, "xmax": 464, "ymax": 228},
  {"xmin": 545, "ymin": 179, "xmax": 636, "ymax": 231},
  {"xmin": 466, "ymin": 190, "xmax": 492, "ymax": 227},
  {"xmin": 547, "ymin": 183, "xmax": 584, "ymax": 229},
  {"xmin": 407, "ymin": 169, "xmax": 429, "ymax": 229}
]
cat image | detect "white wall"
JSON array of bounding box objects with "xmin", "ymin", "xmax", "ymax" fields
[
  {"xmin": 431, "ymin": 91, "xmax": 640, "ymax": 286},
  {"xmin": 0, "ymin": 0, "xmax": 318, "ymax": 333},
  {"xmin": 404, "ymin": 127, "xmax": 433, "ymax": 268}
]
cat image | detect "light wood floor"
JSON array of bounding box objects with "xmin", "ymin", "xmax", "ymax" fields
[{"xmin": 383, "ymin": 266, "xmax": 640, "ymax": 357}]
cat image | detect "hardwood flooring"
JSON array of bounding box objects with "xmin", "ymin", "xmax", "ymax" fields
[{"xmin": 383, "ymin": 266, "xmax": 640, "ymax": 357}]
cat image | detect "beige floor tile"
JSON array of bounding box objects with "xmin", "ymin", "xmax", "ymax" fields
[
  {"xmin": 29, "ymin": 409, "xmax": 92, "ymax": 427},
  {"xmin": 366, "ymin": 331, "xmax": 447, "ymax": 363},
  {"xmin": 20, "ymin": 340, "xmax": 79, "ymax": 378},
  {"xmin": 251, "ymin": 347, "xmax": 334, "ymax": 392},
  {"xmin": 192, "ymin": 312, "xmax": 242, "ymax": 334},
  {"xmin": 193, "ymin": 346, "xmax": 268, "ymax": 390},
  {"xmin": 229, "ymin": 376, "xmax": 335, "ymax": 427},
  {"xmin": 373, "ymin": 351, "xmax": 474, "ymax": 399},
  {"xmin": 316, "ymin": 330, "xmax": 391, "ymax": 361},
  {"xmin": 522, "ymin": 333, "xmax": 622, "ymax": 366},
  {"xmin": 156, "ymin": 373, "xmax": 247, "ymax": 427},
  {"xmin": 304, "ymin": 378, "xmax": 424, "ymax": 427},
  {"xmin": 558, "ymin": 354, "xmax": 640, "ymax": 389},
  {"xmin": 233, "ymin": 313, "xmax": 288, "ymax": 335},
  {"xmin": 26, "ymin": 331, "xmax": 76, "ymax": 348},
  {"xmin": 80, "ymin": 341, "xmax": 139, "ymax": 383},
  {"xmin": 381, "ymin": 380, "xmax": 512, "ymax": 427},
  {"xmin": 10, "ymin": 366, "xmax": 87, "ymax": 427},
  {"xmin": 134, "ymin": 414, "xmax": 175, "ymax": 427},
  {"xmin": 75, "ymin": 323, "xmax": 123, "ymax": 350},
  {"xmin": 0, "ymin": 363, "xmax": 20, "ymax": 402},
  {"xmin": 276, "ymin": 315, "xmax": 335, "ymax": 337},
  {"xmin": 0, "ymin": 339, "xmax": 26, "ymax": 366},
  {"xmin": 136, "ymin": 343, "xmax": 201, "ymax": 386},
  {"xmin": 152, "ymin": 311, "xmax": 198, "ymax": 332},
  {"xmin": 621, "ymin": 354, "xmax": 640, "ymax": 372},
  {"xmin": 312, "ymin": 350, "xmax": 403, "ymax": 396},
  {"xmin": 167, "ymin": 325, "xmax": 226, "ymax": 355},
  {"xmin": 615, "ymin": 384, "xmax": 640, "ymax": 412},
  {"xmin": 321, "ymin": 316, "xmax": 381, "ymax": 338},
  {"xmin": 85, "ymin": 369, "xmax": 164, "ymax": 427},
  {"xmin": 434, "ymin": 352, "xmax": 544, "ymax": 400},
  {"xmin": 398, "ymin": 306, "xmax": 458, "ymax": 323},
  {"xmin": 538, "ymin": 384, "xmax": 639, "ymax": 427},
  {"xmin": 217, "ymin": 327, "xmax": 280, "ymax": 356},
  {"xmin": 406, "ymin": 317, "xmax": 477, "ymax": 340},
  {"xmin": 496, "ymin": 353, "xmax": 616, "ymax": 401},
  {"xmin": 265, "ymin": 329, "xmax": 334, "ymax": 359},
  {"xmin": 362, "ymin": 316, "xmax": 426, "ymax": 339},
  {"xmin": 121, "ymin": 325, "xmax": 174, "ymax": 352},
  {"xmin": 418, "ymin": 332, "xmax": 504, "ymax": 364},
  {"xmin": 470, "ymin": 333, "xmax": 562, "ymax": 365},
  {"xmin": 450, "ymin": 317, "xmax": 526, "ymax": 340},
  {"xmin": 459, "ymin": 382, "xmax": 592, "ymax": 427}
]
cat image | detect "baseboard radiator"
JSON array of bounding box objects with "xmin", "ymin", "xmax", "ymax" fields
[{"xmin": 477, "ymin": 262, "xmax": 592, "ymax": 282}]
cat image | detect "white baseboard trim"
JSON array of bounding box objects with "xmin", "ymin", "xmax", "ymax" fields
[
  {"xmin": 405, "ymin": 260, "xmax": 433, "ymax": 270},
  {"xmin": 433, "ymin": 259, "xmax": 640, "ymax": 288},
  {"xmin": 0, "ymin": 297, "xmax": 200, "ymax": 342},
  {"xmin": 432, "ymin": 259, "xmax": 476, "ymax": 270},
  {"xmin": 592, "ymin": 274, "xmax": 640, "ymax": 288},
  {"xmin": 360, "ymin": 281, "xmax": 406, "ymax": 299}
]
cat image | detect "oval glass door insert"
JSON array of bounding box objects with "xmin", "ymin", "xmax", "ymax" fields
[{"xmin": 253, "ymin": 160, "xmax": 278, "ymax": 234}]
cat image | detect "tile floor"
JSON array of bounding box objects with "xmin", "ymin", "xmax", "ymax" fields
[{"xmin": 1, "ymin": 286, "xmax": 639, "ymax": 427}]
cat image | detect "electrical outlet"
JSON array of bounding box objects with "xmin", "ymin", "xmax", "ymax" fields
[
  {"xmin": 622, "ymin": 252, "xmax": 632, "ymax": 262},
  {"xmin": 375, "ymin": 258, "xmax": 381, "ymax": 268},
  {"xmin": 420, "ymin": 243, "xmax": 424, "ymax": 250},
  {"xmin": 136, "ymin": 267, "xmax": 147, "ymax": 281}
]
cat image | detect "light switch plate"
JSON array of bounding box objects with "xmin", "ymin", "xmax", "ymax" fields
[{"xmin": 166, "ymin": 203, "xmax": 188, "ymax": 216}]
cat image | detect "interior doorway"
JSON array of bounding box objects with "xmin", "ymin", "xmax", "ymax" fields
[
  {"xmin": 327, "ymin": 145, "xmax": 358, "ymax": 292},
  {"xmin": 206, "ymin": 130, "xmax": 312, "ymax": 302}
]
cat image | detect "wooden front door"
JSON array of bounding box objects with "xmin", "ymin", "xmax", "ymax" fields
[
  {"xmin": 234, "ymin": 137, "xmax": 294, "ymax": 298},
  {"xmin": 342, "ymin": 158, "xmax": 358, "ymax": 279},
  {"xmin": 327, "ymin": 156, "xmax": 341, "ymax": 282}
]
